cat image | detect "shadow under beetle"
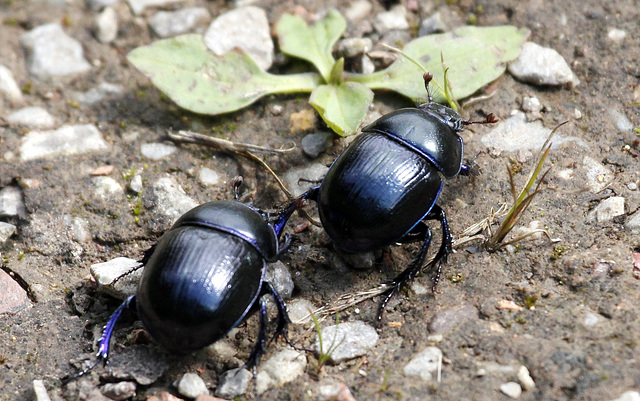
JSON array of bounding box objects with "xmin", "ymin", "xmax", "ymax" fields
[
  {"xmin": 65, "ymin": 198, "xmax": 301, "ymax": 381},
  {"xmin": 291, "ymin": 73, "xmax": 496, "ymax": 320}
]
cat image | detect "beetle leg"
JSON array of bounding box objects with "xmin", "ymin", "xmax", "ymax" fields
[
  {"xmin": 378, "ymin": 226, "xmax": 433, "ymax": 322},
  {"xmin": 62, "ymin": 295, "xmax": 136, "ymax": 384},
  {"xmin": 262, "ymin": 282, "xmax": 313, "ymax": 353},
  {"xmin": 424, "ymin": 204, "xmax": 453, "ymax": 291},
  {"xmin": 245, "ymin": 298, "xmax": 269, "ymax": 369}
]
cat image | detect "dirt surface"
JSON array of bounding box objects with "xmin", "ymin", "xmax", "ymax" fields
[{"xmin": 1, "ymin": 0, "xmax": 640, "ymax": 400}]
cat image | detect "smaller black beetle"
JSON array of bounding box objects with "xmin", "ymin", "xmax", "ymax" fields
[
  {"xmin": 291, "ymin": 73, "xmax": 495, "ymax": 320},
  {"xmin": 65, "ymin": 198, "xmax": 300, "ymax": 380}
]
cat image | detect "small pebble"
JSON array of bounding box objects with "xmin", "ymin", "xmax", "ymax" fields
[
  {"xmin": 63, "ymin": 215, "xmax": 91, "ymax": 243},
  {"xmin": 129, "ymin": 174, "xmax": 143, "ymax": 193},
  {"xmin": 256, "ymin": 349, "xmax": 306, "ymax": 393},
  {"xmin": 607, "ymin": 28, "xmax": 626, "ymax": 43},
  {"xmin": 301, "ymin": 132, "xmax": 333, "ymax": 158},
  {"xmin": 198, "ymin": 167, "xmax": 219, "ymax": 186},
  {"xmin": 7, "ymin": 107, "xmax": 54, "ymax": 129},
  {"xmin": 215, "ymin": 368, "xmax": 251, "ymax": 399},
  {"xmin": 141, "ymin": 142, "xmax": 177, "ymax": 160},
  {"xmin": 610, "ymin": 391, "xmax": 640, "ymax": 401},
  {"xmin": 0, "ymin": 64, "xmax": 23, "ymax": 103},
  {"xmin": 500, "ymin": 382, "xmax": 523, "ymax": 399},
  {"xmin": 21, "ymin": 23, "xmax": 91, "ymax": 79},
  {"xmin": 403, "ymin": 346, "xmax": 442, "ymax": 381},
  {"xmin": 149, "ymin": 7, "xmax": 210, "ymax": 38},
  {"xmin": 508, "ymin": 42, "xmax": 579, "ymax": 87},
  {"xmin": 336, "ymin": 37, "xmax": 373, "ymax": 58},
  {"xmin": 33, "ymin": 380, "xmax": 51, "ymax": 401},
  {"xmin": 20, "ymin": 124, "xmax": 109, "ymax": 161},
  {"xmin": 345, "ymin": 0, "xmax": 372, "ymax": 22},
  {"xmin": 86, "ymin": 0, "xmax": 119, "ymax": 11},
  {"xmin": 373, "ymin": 4, "xmax": 409, "ymax": 32},
  {"xmin": 0, "ymin": 186, "xmax": 27, "ymax": 218},
  {"xmin": 0, "ymin": 268, "xmax": 29, "ymax": 314},
  {"xmin": 283, "ymin": 163, "xmax": 329, "ymax": 197},
  {"xmin": 126, "ymin": 0, "xmax": 186, "ymax": 15},
  {"xmin": 93, "ymin": 176, "xmax": 124, "ymax": 199},
  {"xmin": 594, "ymin": 196, "xmax": 625, "ymax": 223},
  {"xmin": 101, "ymin": 381, "xmax": 136, "ymax": 400},
  {"xmin": 204, "ymin": 6, "xmax": 273, "ymax": 70},
  {"xmin": 73, "ymin": 82, "xmax": 124, "ymax": 105},
  {"xmin": 287, "ymin": 298, "xmax": 316, "ymax": 324},
  {"xmin": 418, "ymin": 12, "xmax": 446, "ymax": 36},
  {"xmin": 91, "ymin": 257, "xmax": 143, "ymax": 299},
  {"xmin": 624, "ymin": 211, "xmax": 640, "ymax": 234},
  {"xmin": 0, "ymin": 222, "xmax": 17, "ymax": 244},
  {"xmin": 146, "ymin": 391, "xmax": 183, "ymax": 401},
  {"xmin": 517, "ymin": 365, "xmax": 536, "ymax": 391},
  {"xmin": 149, "ymin": 176, "xmax": 198, "ymax": 224},
  {"xmin": 317, "ymin": 381, "xmax": 357, "ymax": 401},
  {"xmin": 94, "ymin": 7, "xmax": 118, "ymax": 43},
  {"xmin": 583, "ymin": 156, "xmax": 614, "ymax": 193},
  {"xmin": 313, "ymin": 320, "xmax": 379, "ymax": 363},
  {"xmin": 265, "ymin": 261, "xmax": 294, "ymax": 299},
  {"xmin": 608, "ymin": 109, "xmax": 634, "ymax": 133},
  {"xmin": 176, "ymin": 373, "xmax": 209, "ymax": 398}
]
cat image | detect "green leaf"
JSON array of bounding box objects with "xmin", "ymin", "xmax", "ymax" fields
[
  {"xmin": 127, "ymin": 34, "xmax": 322, "ymax": 115},
  {"xmin": 349, "ymin": 25, "xmax": 529, "ymax": 103},
  {"xmin": 276, "ymin": 9, "xmax": 346, "ymax": 82},
  {"xmin": 310, "ymin": 82, "xmax": 374, "ymax": 136}
]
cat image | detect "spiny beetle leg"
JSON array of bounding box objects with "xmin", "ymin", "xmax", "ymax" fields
[
  {"xmin": 245, "ymin": 298, "xmax": 269, "ymax": 370},
  {"xmin": 62, "ymin": 295, "xmax": 136, "ymax": 384},
  {"xmin": 425, "ymin": 204, "xmax": 453, "ymax": 291},
  {"xmin": 377, "ymin": 224, "xmax": 432, "ymax": 323},
  {"xmin": 263, "ymin": 282, "xmax": 313, "ymax": 353}
]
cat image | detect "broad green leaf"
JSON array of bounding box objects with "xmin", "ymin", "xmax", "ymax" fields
[
  {"xmin": 127, "ymin": 34, "xmax": 322, "ymax": 115},
  {"xmin": 276, "ymin": 9, "xmax": 346, "ymax": 82},
  {"xmin": 310, "ymin": 82, "xmax": 374, "ymax": 136},
  {"xmin": 349, "ymin": 26, "xmax": 529, "ymax": 103}
]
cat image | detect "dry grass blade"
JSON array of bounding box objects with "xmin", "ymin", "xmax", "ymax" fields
[{"xmin": 484, "ymin": 121, "xmax": 568, "ymax": 251}]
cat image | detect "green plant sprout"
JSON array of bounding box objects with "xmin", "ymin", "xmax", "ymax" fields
[
  {"xmin": 128, "ymin": 10, "xmax": 528, "ymax": 136},
  {"xmin": 310, "ymin": 310, "xmax": 345, "ymax": 373},
  {"xmin": 485, "ymin": 122, "xmax": 568, "ymax": 251}
]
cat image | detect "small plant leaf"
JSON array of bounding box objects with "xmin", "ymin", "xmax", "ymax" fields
[
  {"xmin": 310, "ymin": 82, "xmax": 374, "ymax": 136},
  {"xmin": 276, "ymin": 9, "xmax": 346, "ymax": 82},
  {"xmin": 127, "ymin": 34, "xmax": 322, "ymax": 115},
  {"xmin": 349, "ymin": 25, "xmax": 529, "ymax": 103}
]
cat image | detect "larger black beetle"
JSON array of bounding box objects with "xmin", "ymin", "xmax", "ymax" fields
[
  {"xmin": 293, "ymin": 73, "xmax": 495, "ymax": 319},
  {"xmin": 66, "ymin": 198, "xmax": 300, "ymax": 380}
]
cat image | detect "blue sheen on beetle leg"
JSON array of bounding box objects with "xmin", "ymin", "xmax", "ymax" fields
[
  {"xmin": 273, "ymin": 186, "xmax": 320, "ymax": 237},
  {"xmin": 245, "ymin": 298, "xmax": 268, "ymax": 369}
]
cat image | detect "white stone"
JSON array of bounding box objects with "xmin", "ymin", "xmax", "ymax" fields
[
  {"xmin": 594, "ymin": 196, "xmax": 625, "ymax": 223},
  {"xmin": 287, "ymin": 298, "xmax": 317, "ymax": 324},
  {"xmin": 517, "ymin": 365, "xmax": 536, "ymax": 391},
  {"xmin": 21, "ymin": 23, "xmax": 91, "ymax": 79},
  {"xmin": 256, "ymin": 349, "xmax": 306, "ymax": 394},
  {"xmin": 283, "ymin": 163, "xmax": 329, "ymax": 197},
  {"xmin": 141, "ymin": 142, "xmax": 177, "ymax": 160},
  {"xmin": 129, "ymin": 174, "xmax": 143, "ymax": 193},
  {"xmin": 176, "ymin": 373, "xmax": 209, "ymax": 398},
  {"xmin": 607, "ymin": 28, "xmax": 626, "ymax": 43},
  {"xmin": 314, "ymin": 320, "xmax": 379, "ymax": 363},
  {"xmin": 91, "ymin": 257, "xmax": 143, "ymax": 299},
  {"xmin": 500, "ymin": 382, "xmax": 523, "ymax": 399},
  {"xmin": 625, "ymin": 211, "xmax": 640, "ymax": 234},
  {"xmin": 149, "ymin": 7, "xmax": 210, "ymax": 38},
  {"xmin": 0, "ymin": 64, "xmax": 23, "ymax": 103},
  {"xmin": 126, "ymin": 0, "xmax": 185, "ymax": 15},
  {"xmin": 345, "ymin": 0, "xmax": 372, "ymax": 22},
  {"xmin": 198, "ymin": 167, "xmax": 219, "ymax": 186},
  {"xmin": 403, "ymin": 347, "xmax": 442, "ymax": 381},
  {"xmin": 93, "ymin": 176, "xmax": 124, "ymax": 198},
  {"xmin": 204, "ymin": 6, "xmax": 274, "ymax": 70},
  {"xmin": 583, "ymin": 156, "xmax": 614, "ymax": 193},
  {"xmin": 94, "ymin": 7, "xmax": 118, "ymax": 43},
  {"xmin": 0, "ymin": 222, "xmax": 16, "ymax": 244},
  {"xmin": 6, "ymin": 107, "xmax": 55, "ymax": 129},
  {"xmin": 508, "ymin": 42, "xmax": 579, "ymax": 87},
  {"xmin": 20, "ymin": 124, "xmax": 109, "ymax": 161},
  {"xmin": 373, "ymin": 5, "xmax": 409, "ymax": 32},
  {"xmin": 150, "ymin": 176, "xmax": 198, "ymax": 223},
  {"xmin": 33, "ymin": 380, "xmax": 51, "ymax": 401},
  {"xmin": 0, "ymin": 187, "xmax": 26, "ymax": 218},
  {"xmin": 611, "ymin": 391, "xmax": 640, "ymax": 401}
]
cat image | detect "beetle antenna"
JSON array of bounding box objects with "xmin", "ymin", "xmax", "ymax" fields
[
  {"xmin": 462, "ymin": 113, "xmax": 498, "ymax": 125},
  {"xmin": 423, "ymin": 72, "xmax": 434, "ymax": 103}
]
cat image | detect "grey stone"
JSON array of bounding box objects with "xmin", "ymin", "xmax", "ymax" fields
[
  {"xmin": 611, "ymin": 392, "xmax": 640, "ymax": 401},
  {"xmin": 313, "ymin": 320, "xmax": 378, "ymax": 363},
  {"xmin": 594, "ymin": 197, "xmax": 625, "ymax": 223},
  {"xmin": 94, "ymin": 7, "xmax": 118, "ymax": 43},
  {"xmin": 148, "ymin": 176, "xmax": 198, "ymax": 224},
  {"xmin": 141, "ymin": 142, "xmax": 177, "ymax": 160},
  {"xmin": 6, "ymin": 107, "xmax": 55, "ymax": 129},
  {"xmin": 93, "ymin": 176, "xmax": 124, "ymax": 199},
  {"xmin": 0, "ymin": 64, "xmax": 23, "ymax": 103},
  {"xmin": 85, "ymin": 0, "xmax": 120, "ymax": 11},
  {"xmin": 428, "ymin": 304, "xmax": 478, "ymax": 335},
  {"xmin": 287, "ymin": 298, "xmax": 316, "ymax": 324},
  {"xmin": 265, "ymin": 261, "xmax": 294, "ymax": 299},
  {"xmin": 149, "ymin": 7, "xmax": 210, "ymax": 38},
  {"xmin": 198, "ymin": 167, "xmax": 219, "ymax": 186},
  {"xmin": 373, "ymin": 5, "xmax": 409, "ymax": 32},
  {"xmin": 418, "ymin": 12, "xmax": 446, "ymax": 36},
  {"xmin": 301, "ymin": 132, "xmax": 333, "ymax": 158},
  {"xmin": 21, "ymin": 23, "xmax": 91, "ymax": 79},
  {"xmin": 481, "ymin": 111, "xmax": 586, "ymax": 152},
  {"xmin": 126, "ymin": 0, "xmax": 185, "ymax": 15},
  {"xmin": 73, "ymin": 82, "xmax": 124, "ymax": 105},
  {"xmin": 33, "ymin": 380, "xmax": 51, "ymax": 401},
  {"xmin": 256, "ymin": 349, "xmax": 306, "ymax": 394},
  {"xmin": 204, "ymin": 6, "xmax": 273, "ymax": 70},
  {"xmin": 0, "ymin": 186, "xmax": 26, "ymax": 218},
  {"xmin": 100, "ymin": 381, "xmax": 136, "ymax": 401},
  {"xmin": 345, "ymin": 0, "xmax": 372, "ymax": 22},
  {"xmin": 20, "ymin": 124, "xmax": 109, "ymax": 161},
  {"xmin": 283, "ymin": 163, "xmax": 329, "ymax": 197},
  {"xmin": 336, "ymin": 38, "xmax": 373, "ymax": 58},
  {"xmin": 0, "ymin": 222, "xmax": 16, "ymax": 244},
  {"xmin": 176, "ymin": 372, "xmax": 209, "ymax": 398},
  {"xmin": 625, "ymin": 211, "xmax": 640, "ymax": 234},
  {"xmin": 608, "ymin": 109, "xmax": 634, "ymax": 133},
  {"xmin": 500, "ymin": 382, "xmax": 523, "ymax": 399},
  {"xmin": 508, "ymin": 42, "xmax": 579, "ymax": 87},
  {"xmin": 607, "ymin": 28, "xmax": 626, "ymax": 43},
  {"xmin": 583, "ymin": 156, "xmax": 614, "ymax": 193},
  {"xmin": 215, "ymin": 368, "xmax": 252, "ymax": 399},
  {"xmin": 403, "ymin": 346, "xmax": 442, "ymax": 381},
  {"xmin": 63, "ymin": 215, "xmax": 91, "ymax": 243},
  {"xmin": 129, "ymin": 174, "xmax": 143, "ymax": 193},
  {"xmin": 109, "ymin": 345, "xmax": 168, "ymax": 385},
  {"xmin": 91, "ymin": 257, "xmax": 143, "ymax": 299}
]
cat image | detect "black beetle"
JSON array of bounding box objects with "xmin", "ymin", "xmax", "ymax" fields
[
  {"xmin": 292, "ymin": 73, "xmax": 496, "ymax": 319},
  {"xmin": 66, "ymin": 198, "xmax": 300, "ymax": 380}
]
